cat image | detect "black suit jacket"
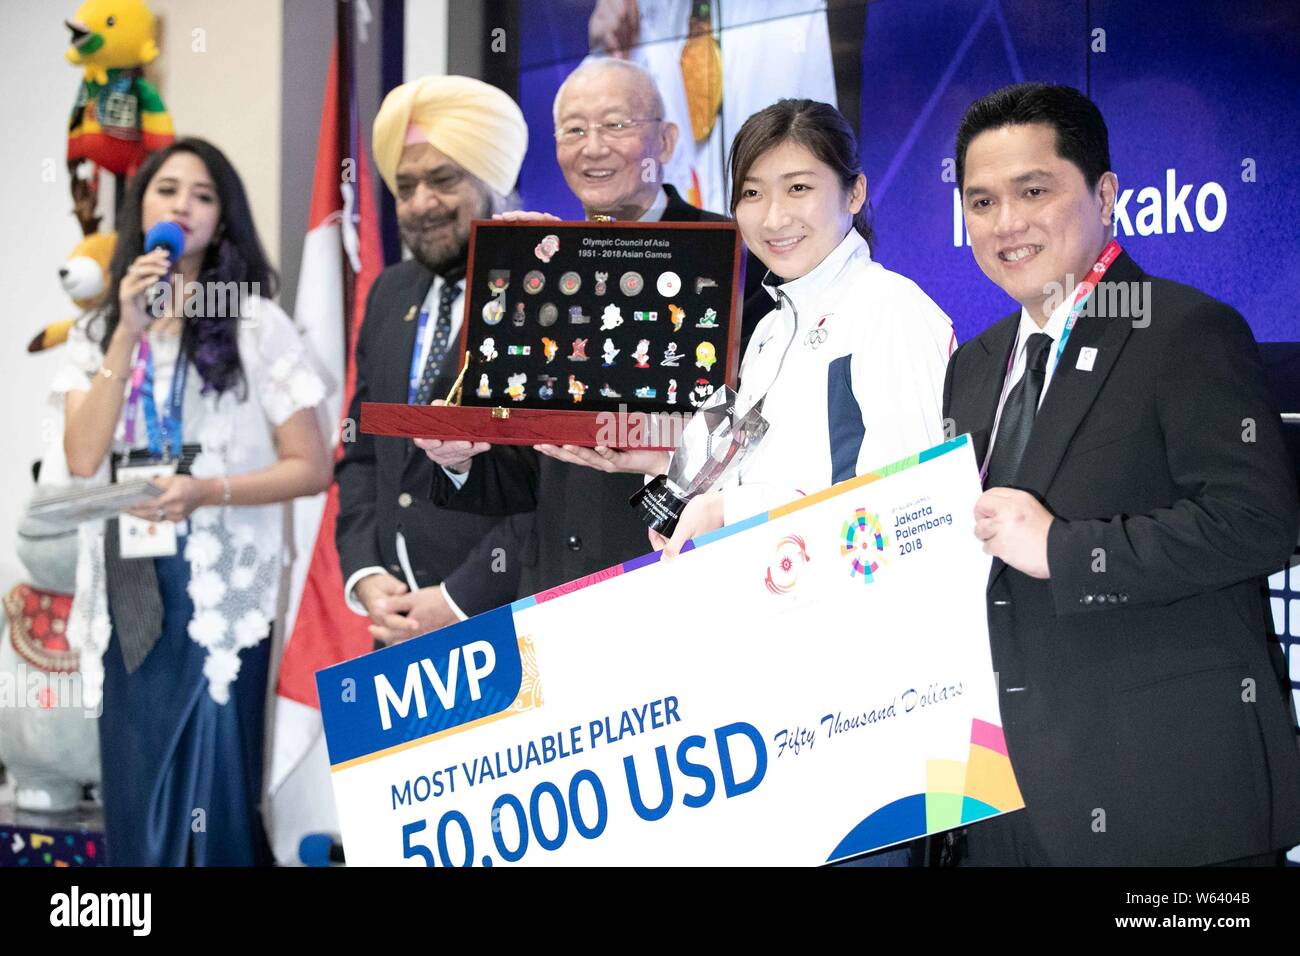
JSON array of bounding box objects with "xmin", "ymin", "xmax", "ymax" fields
[
  {"xmin": 943, "ymin": 251, "xmax": 1300, "ymax": 865},
  {"xmin": 432, "ymin": 184, "xmax": 749, "ymax": 601},
  {"xmin": 335, "ymin": 259, "xmax": 524, "ymax": 617}
]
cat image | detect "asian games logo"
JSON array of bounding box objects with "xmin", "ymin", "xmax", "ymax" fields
[
  {"xmin": 840, "ymin": 508, "xmax": 888, "ymax": 583},
  {"xmin": 764, "ymin": 534, "xmax": 811, "ymax": 594}
]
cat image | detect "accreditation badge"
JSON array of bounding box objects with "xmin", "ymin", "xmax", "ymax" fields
[{"xmin": 116, "ymin": 460, "xmax": 179, "ymax": 559}]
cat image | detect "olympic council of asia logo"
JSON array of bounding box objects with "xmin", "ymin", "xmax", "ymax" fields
[{"xmin": 764, "ymin": 533, "xmax": 811, "ymax": 594}]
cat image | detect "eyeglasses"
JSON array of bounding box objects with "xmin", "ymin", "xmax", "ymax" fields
[
  {"xmin": 554, "ymin": 118, "xmax": 662, "ymax": 145},
  {"xmin": 395, "ymin": 169, "xmax": 466, "ymax": 200}
]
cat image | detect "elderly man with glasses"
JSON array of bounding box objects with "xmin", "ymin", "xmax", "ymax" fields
[
  {"xmin": 416, "ymin": 58, "xmax": 762, "ymax": 621},
  {"xmin": 552, "ymin": 58, "xmax": 695, "ymax": 221}
]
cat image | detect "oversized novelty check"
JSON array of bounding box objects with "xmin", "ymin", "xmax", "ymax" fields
[{"xmin": 318, "ymin": 435, "xmax": 1024, "ymax": 866}]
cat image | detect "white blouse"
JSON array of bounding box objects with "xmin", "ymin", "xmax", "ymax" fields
[{"xmin": 55, "ymin": 297, "xmax": 326, "ymax": 706}]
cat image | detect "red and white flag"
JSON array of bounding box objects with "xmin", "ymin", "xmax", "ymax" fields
[{"xmin": 267, "ymin": 30, "xmax": 383, "ymax": 864}]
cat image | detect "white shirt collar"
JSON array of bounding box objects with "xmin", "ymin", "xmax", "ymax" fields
[
  {"xmin": 1015, "ymin": 290, "xmax": 1072, "ymax": 355},
  {"xmin": 423, "ymin": 273, "xmax": 464, "ymax": 307},
  {"xmin": 638, "ymin": 186, "xmax": 669, "ymax": 223},
  {"xmin": 761, "ymin": 229, "xmax": 872, "ymax": 319}
]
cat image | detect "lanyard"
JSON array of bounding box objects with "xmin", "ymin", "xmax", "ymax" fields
[
  {"xmin": 978, "ymin": 239, "xmax": 1123, "ymax": 482},
  {"xmin": 125, "ymin": 337, "xmax": 188, "ymax": 460},
  {"xmin": 1049, "ymin": 237, "xmax": 1122, "ymax": 377},
  {"xmin": 407, "ymin": 307, "xmax": 432, "ymax": 404}
]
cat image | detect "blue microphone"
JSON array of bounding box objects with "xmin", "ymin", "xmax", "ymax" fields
[
  {"xmin": 144, "ymin": 220, "xmax": 186, "ymax": 261},
  {"xmin": 143, "ymin": 221, "xmax": 186, "ymax": 314},
  {"xmin": 299, "ymin": 832, "xmax": 346, "ymax": 867}
]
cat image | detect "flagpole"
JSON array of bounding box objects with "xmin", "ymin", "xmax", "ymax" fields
[{"xmin": 337, "ymin": 0, "xmax": 356, "ymax": 352}]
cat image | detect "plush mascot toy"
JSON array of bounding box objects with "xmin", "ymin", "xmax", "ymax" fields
[
  {"xmin": 0, "ymin": 507, "xmax": 101, "ymax": 814},
  {"xmin": 28, "ymin": 232, "xmax": 116, "ymax": 353},
  {"xmin": 65, "ymin": 0, "xmax": 174, "ymax": 177},
  {"xmin": 0, "ymin": 234, "xmax": 115, "ymax": 813}
]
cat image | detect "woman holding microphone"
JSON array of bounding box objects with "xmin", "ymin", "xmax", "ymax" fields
[{"xmin": 58, "ymin": 138, "xmax": 331, "ymax": 865}]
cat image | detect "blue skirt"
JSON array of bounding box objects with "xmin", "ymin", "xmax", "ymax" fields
[{"xmin": 98, "ymin": 540, "xmax": 272, "ymax": 866}]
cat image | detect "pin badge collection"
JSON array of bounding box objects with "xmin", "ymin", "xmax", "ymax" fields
[{"xmin": 471, "ymin": 233, "xmax": 724, "ymax": 405}]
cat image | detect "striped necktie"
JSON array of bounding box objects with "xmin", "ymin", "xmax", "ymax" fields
[{"xmin": 413, "ymin": 278, "xmax": 460, "ymax": 406}]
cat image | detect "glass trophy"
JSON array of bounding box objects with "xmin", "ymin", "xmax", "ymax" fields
[{"xmin": 629, "ymin": 385, "xmax": 769, "ymax": 537}]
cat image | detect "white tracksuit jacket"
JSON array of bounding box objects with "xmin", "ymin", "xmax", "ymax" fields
[{"xmin": 720, "ymin": 228, "xmax": 956, "ymax": 525}]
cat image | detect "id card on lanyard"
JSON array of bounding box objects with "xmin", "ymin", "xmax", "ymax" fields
[
  {"xmin": 118, "ymin": 336, "xmax": 189, "ymax": 558},
  {"xmin": 978, "ymin": 239, "xmax": 1123, "ymax": 483},
  {"xmin": 408, "ymin": 307, "xmax": 432, "ymax": 404}
]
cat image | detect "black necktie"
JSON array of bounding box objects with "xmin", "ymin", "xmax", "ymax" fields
[
  {"xmin": 413, "ymin": 279, "xmax": 460, "ymax": 406},
  {"xmin": 985, "ymin": 332, "xmax": 1052, "ymax": 489}
]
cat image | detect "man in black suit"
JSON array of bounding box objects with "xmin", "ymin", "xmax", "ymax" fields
[
  {"xmin": 945, "ymin": 83, "xmax": 1300, "ymax": 865},
  {"xmin": 335, "ymin": 76, "xmax": 531, "ymax": 644},
  {"xmin": 418, "ymin": 59, "xmax": 758, "ymax": 601}
]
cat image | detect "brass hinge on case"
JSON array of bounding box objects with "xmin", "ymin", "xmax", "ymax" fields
[{"xmin": 491, "ymin": 407, "xmax": 511, "ymax": 420}]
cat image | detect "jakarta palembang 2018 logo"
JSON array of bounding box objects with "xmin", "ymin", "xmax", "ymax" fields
[
  {"xmin": 840, "ymin": 508, "xmax": 888, "ymax": 582},
  {"xmin": 764, "ymin": 533, "xmax": 811, "ymax": 594}
]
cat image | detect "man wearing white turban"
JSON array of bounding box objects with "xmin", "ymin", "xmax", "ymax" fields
[
  {"xmin": 336, "ymin": 76, "xmax": 532, "ymax": 644},
  {"xmin": 371, "ymin": 74, "xmax": 527, "ymax": 275}
]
